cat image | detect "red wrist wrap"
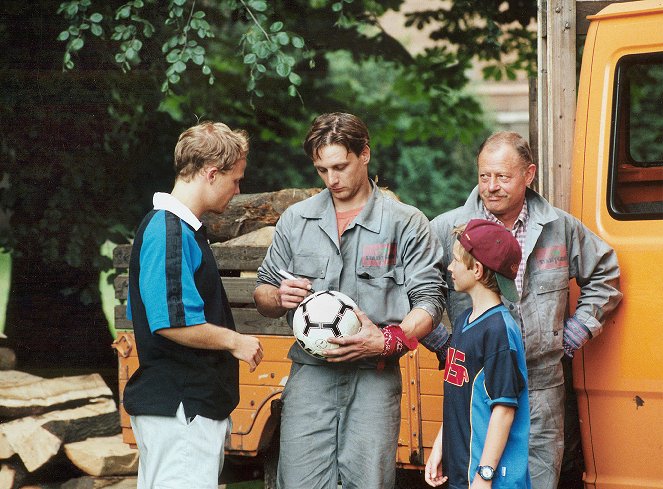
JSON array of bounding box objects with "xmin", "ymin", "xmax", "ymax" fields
[{"xmin": 380, "ymin": 324, "xmax": 419, "ymax": 357}]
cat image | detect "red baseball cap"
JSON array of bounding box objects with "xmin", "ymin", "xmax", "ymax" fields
[{"xmin": 458, "ymin": 219, "xmax": 522, "ymax": 302}]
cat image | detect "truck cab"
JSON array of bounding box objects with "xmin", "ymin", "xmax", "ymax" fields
[{"xmin": 572, "ymin": 1, "xmax": 663, "ymax": 487}]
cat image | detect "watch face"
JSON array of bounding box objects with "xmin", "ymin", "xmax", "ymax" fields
[{"xmin": 479, "ymin": 465, "xmax": 495, "ymax": 480}]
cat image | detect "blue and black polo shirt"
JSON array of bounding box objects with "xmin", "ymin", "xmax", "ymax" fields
[
  {"xmin": 123, "ymin": 193, "xmax": 239, "ymax": 421},
  {"xmin": 442, "ymin": 304, "xmax": 531, "ymax": 488}
]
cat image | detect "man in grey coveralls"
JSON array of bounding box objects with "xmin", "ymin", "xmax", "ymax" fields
[
  {"xmin": 425, "ymin": 131, "xmax": 622, "ymax": 489},
  {"xmin": 254, "ymin": 112, "xmax": 446, "ymax": 489}
]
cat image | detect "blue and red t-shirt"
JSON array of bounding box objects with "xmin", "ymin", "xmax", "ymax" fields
[
  {"xmin": 123, "ymin": 194, "xmax": 239, "ymax": 421},
  {"xmin": 442, "ymin": 304, "xmax": 531, "ymax": 488}
]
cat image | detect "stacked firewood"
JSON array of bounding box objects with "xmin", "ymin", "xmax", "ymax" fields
[{"xmin": 0, "ymin": 365, "xmax": 138, "ymax": 489}]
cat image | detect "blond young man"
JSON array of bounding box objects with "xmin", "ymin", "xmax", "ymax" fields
[{"xmin": 124, "ymin": 122, "xmax": 263, "ymax": 489}]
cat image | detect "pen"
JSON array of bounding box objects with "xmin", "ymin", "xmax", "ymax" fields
[{"xmin": 278, "ymin": 269, "xmax": 316, "ymax": 293}]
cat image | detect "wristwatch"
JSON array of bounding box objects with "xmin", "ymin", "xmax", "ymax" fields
[{"xmin": 477, "ymin": 465, "xmax": 495, "ymax": 481}]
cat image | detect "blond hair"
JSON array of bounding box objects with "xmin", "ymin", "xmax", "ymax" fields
[
  {"xmin": 452, "ymin": 224, "xmax": 500, "ymax": 295},
  {"xmin": 174, "ymin": 121, "xmax": 249, "ymax": 181}
]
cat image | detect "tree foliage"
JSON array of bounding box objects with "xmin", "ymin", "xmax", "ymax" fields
[{"xmin": 0, "ymin": 0, "xmax": 534, "ymax": 367}]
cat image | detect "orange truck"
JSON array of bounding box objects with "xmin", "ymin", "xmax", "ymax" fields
[
  {"xmin": 570, "ymin": 1, "xmax": 663, "ymax": 487},
  {"xmin": 113, "ymin": 1, "xmax": 663, "ymax": 487}
]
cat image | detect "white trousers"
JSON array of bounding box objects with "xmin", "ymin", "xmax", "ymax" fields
[{"xmin": 130, "ymin": 403, "xmax": 229, "ymax": 489}]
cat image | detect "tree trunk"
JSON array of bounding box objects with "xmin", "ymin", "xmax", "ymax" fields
[{"xmin": 4, "ymin": 248, "xmax": 115, "ymax": 370}]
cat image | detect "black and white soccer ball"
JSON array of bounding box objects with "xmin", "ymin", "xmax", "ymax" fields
[{"xmin": 292, "ymin": 290, "xmax": 361, "ymax": 359}]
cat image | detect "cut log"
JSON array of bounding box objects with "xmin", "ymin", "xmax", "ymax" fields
[
  {"xmin": 201, "ymin": 188, "xmax": 321, "ymax": 243},
  {"xmin": 21, "ymin": 476, "xmax": 138, "ymax": 489},
  {"xmin": 58, "ymin": 477, "xmax": 139, "ymax": 489},
  {"xmin": 0, "ymin": 398, "xmax": 119, "ymax": 473},
  {"xmin": 57, "ymin": 477, "xmax": 139, "ymax": 489},
  {"xmin": 218, "ymin": 226, "xmax": 275, "ymax": 248},
  {"xmin": 0, "ymin": 371, "xmax": 112, "ymax": 419},
  {"xmin": 64, "ymin": 435, "xmax": 138, "ymax": 477}
]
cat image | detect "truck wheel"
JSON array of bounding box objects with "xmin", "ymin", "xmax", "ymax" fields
[{"xmin": 395, "ymin": 468, "xmax": 444, "ymax": 489}]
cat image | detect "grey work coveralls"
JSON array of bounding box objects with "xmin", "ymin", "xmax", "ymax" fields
[
  {"xmin": 428, "ymin": 186, "xmax": 622, "ymax": 489},
  {"xmin": 257, "ymin": 182, "xmax": 446, "ymax": 489}
]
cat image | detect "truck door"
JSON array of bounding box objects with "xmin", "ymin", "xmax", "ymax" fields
[{"xmin": 574, "ymin": 9, "xmax": 663, "ymax": 487}]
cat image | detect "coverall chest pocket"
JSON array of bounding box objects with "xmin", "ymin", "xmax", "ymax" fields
[
  {"xmin": 355, "ymin": 265, "xmax": 409, "ymax": 325},
  {"xmin": 531, "ymin": 270, "xmax": 569, "ymax": 353},
  {"xmin": 291, "ymin": 255, "xmax": 328, "ymax": 292}
]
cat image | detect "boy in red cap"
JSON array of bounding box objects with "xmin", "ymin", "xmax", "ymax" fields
[{"xmin": 425, "ymin": 219, "xmax": 531, "ymax": 488}]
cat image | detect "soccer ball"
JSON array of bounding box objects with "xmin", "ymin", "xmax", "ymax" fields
[{"xmin": 292, "ymin": 290, "xmax": 361, "ymax": 359}]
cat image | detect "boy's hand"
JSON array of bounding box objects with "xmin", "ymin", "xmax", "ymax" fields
[{"xmin": 425, "ymin": 425, "xmax": 447, "ymax": 486}]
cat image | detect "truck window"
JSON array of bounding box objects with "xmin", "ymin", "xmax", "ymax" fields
[{"xmin": 609, "ymin": 52, "xmax": 663, "ymax": 219}]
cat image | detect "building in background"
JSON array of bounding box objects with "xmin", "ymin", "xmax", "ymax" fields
[{"xmin": 380, "ymin": 0, "xmax": 530, "ymax": 136}]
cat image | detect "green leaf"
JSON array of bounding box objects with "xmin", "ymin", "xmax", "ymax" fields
[
  {"xmin": 255, "ymin": 42, "xmax": 270, "ymax": 59},
  {"xmin": 169, "ymin": 73, "xmax": 181, "ymax": 84},
  {"xmin": 89, "ymin": 12, "xmax": 103, "ymax": 22},
  {"xmin": 193, "ymin": 10, "xmax": 205, "ymax": 19},
  {"xmin": 249, "ymin": 0, "xmax": 268, "ymax": 12},
  {"xmin": 161, "ymin": 80, "xmax": 170, "ymax": 92},
  {"xmin": 243, "ymin": 53, "xmax": 257, "ymax": 64},
  {"xmin": 143, "ymin": 21, "xmax": 154, "ymax": 37},
  {"xmin": 192, "ymin": 54, "xmax": 204, "ymax": 65},
  {"xmin": 202, "ymin": 65, "xmax": 211, "ymax": 75},
  {"xmin": 57, "ymin": 31, "xmax": 70, "ymax": 41},
  {"xmin": 270, "ymin": 21, "xmax": 283, "ymax": 33},
  {"xmin": 70, "ymin": 38, "xmax": 84, "ymax": 51},
  {"xmin": 117, "ymin": 6, "xmax": 131, "ymax": 19},
  {"xmin": 66, "ymin": 3, "xmax": 79, "ymax": 16},
  {"xmin": 208, "ymin": 74, "xmax": 214, "ymax": 85},
  {"xmin": 173, "ymin": 0, "xmax": 186, "ymax": 6},
  {"xmin": 115, "ymin": 52, "xmax": 126, "ymax": 63},
  {"xmin": 288, "ymin": 84, "xmax": 297, "ymax": 97},
  {"xmin": 332, "ymin": 2, "xmax": 342, "ymax": 12},
  {"xmin": 288, "ymin": 72, "xmax": 302, "ymax": 86},
  {"xmin": 275, "ymin": 32, "xmax": 289, "ymax": 46},
  {"xmin": 173, "ymin": 60, "xmax": 186, "ymax": 73},
  {"xmin": 90, "ymin": 24, "xmax": 102, "ymax": 36},
  {"xmin": 292, "ymin": 36, "xmax": 304, "ymax": 49},
  {"xmin": 133, "ymin": 0, "xmax": 144, "ymax": 7},
  {"xmin": 256, "ymin": 63, "xmax": 266, "ymax": 73},
  {"xmin": 276, "ymin": 61, "xmax": 290, "ymax": 77}
]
